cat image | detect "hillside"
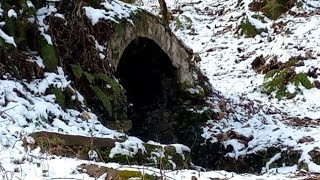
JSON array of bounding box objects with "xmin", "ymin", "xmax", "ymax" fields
[{"xmin": 1, "ymin": 0, "xmax": 320, "ymax": 179}]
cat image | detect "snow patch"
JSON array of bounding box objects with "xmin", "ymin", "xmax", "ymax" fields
[
  {"xmin": 0, "ymin": 29, "xmax": 17, "ymax": 47},
  {"xmin": 84, "ymin": 0, "xmax": 137, "ymax": 25},
  {"xmin": 8, "ymin": 9, "xmax": 17, "ymax": 18},
  {"xmin": 170, "ymin": 144, "xmax": 190, "ymax": 160},
  {"xmin": 109, "ymin": 137, "xmax": 146, "ymax": 158},
  {"xmin": 37, "ymin": 6, "xmax": 57, "ymax": 45}
]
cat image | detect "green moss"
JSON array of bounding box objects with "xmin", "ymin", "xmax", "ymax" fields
[
  {"xmin": 118, "ymin": 170, "xmax": 156, "ymax": 180},
  {"xmin": 39, "ymin": 36, "xmax": 58, "ymax": 71},
  {"xmin": 113, "ymin": 20, "xmax": 127, "ymax": 37},
  {"xmin": 131, "ymin": 10, "xmax": 153, "ymax": 29},
  {"xmin": 174, "ymin": 17, "xmax": 182, "ymax": 31},
  {"xmin": 280, "ymin": 150, "xmax": 301, "ymax": 166},
  {"xmin": 269, "ymin": 162, "xmax": 279, "ymax": 169}
]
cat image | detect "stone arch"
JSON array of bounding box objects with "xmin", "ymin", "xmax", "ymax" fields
[
  {"xmin": 106, "ymin": 10, "xmax": 206, "ymax": 143},
  {"xmin": 115, "ymin": 37, "xmax": 181, "ymax": 142},
  {"xmin": 107, "ymin": 10, "xmax": 196, "ymax": 88}
]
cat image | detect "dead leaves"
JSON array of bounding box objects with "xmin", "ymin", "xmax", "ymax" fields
[
  {"xmin": 298, "ymin": 136, "xmax": 315, "ymax": 144},
  {"xmin": 285, "ymin": 117, "xmax": 320, "ymax": 127},
  {"xmin": 216, "ymin": 130, "xmax": 253, "ymax": 147}
]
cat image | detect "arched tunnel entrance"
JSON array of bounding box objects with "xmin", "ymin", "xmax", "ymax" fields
[{"xmin": 116, "ymin": 37, "xmax": 181, "ymax": 143}]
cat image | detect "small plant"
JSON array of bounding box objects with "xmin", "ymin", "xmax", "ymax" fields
[
  {"xmin": 174, "ymin": 15, "xmax": 192, "ymax": 31},
  {"xmin": 239, "ymin": 16, "xmax": 267, "ymax": 37},
  {"xmin": 71, "ymin": 63, "xmax": 125, "ymax": 118},
  {"xmin": 249, "ymin": 0, "xmax": 297, "ymax": 20},
  {"xmin": 91, "ymin": 85, "xmax": 112, "ymax": 113},
  {"xmin": 52, "ymin": 87, "xmax": 66, "ymax": 109},
  {"xmin": 262, "ymin": 67, "xmax": 313, "ymax": 99},
  {"xmin": 39, "ymin": 36, "xmax": 58, "ymax": 71}
]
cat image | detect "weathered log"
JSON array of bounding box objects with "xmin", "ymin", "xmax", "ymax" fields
[
  {"xmin": 24, "ymin": 131, "xmax": 190, "ymax": 170},
  {"xmin": 29, "ymin": 131, "xmax": 119, "ymax": 148},
  {"xmin": 79, "ymin": 164, "xmax": 159, "ymax": 180},
  {"xmin": 23, "ymin": 131, "xmax": 120, "ymax": 160}
]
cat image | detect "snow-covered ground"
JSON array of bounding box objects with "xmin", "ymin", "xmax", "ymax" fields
[
  {"xmin": 139, "ymin": 0, "xmax": 320, "ymax": 176},
  {"xmin": 1, "ymin": 0, "xmax": 320, "ymax": 179}
]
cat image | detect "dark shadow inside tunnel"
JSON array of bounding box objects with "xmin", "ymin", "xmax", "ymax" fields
[{"xmin": 116, "ymin": 37, "xmax": 181, "ymax": 143}]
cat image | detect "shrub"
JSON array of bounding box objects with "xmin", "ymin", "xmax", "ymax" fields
[
  {"xmin": 262, "ymin": 65, "xmax": 313, "ymax": 99},
  {"xmin": 239, "ymin": 16, "xmax": 267, "ymax": 37},
  {"xmin": 249, "ymin": 0, "xmax": 297, "ymax": 20}
]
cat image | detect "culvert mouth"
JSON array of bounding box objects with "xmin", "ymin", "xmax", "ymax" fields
[{"xmin": 116, "ymin": 37, "xmax": 181, "ymax": 143}]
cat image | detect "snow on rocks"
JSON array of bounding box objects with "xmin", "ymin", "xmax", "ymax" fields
[
  {"xmin": 83, "ymin": 0, "xmax": 137, "ymax": 25},
  {"xmin": 109, "ymin": 136, "xmax": 146, "ymax": 158},
  {"xmin": 170, "ymin": 144, "xmax": 190, "ymax": 160},
  {"xmin": 83, "ymin": 7, "xmax": 110, "ymax": 25}
]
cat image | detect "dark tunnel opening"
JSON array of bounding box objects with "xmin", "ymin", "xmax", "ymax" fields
[{"xmin": 116, "ymin": 37, "xmax": 181, "ymax": 143}]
